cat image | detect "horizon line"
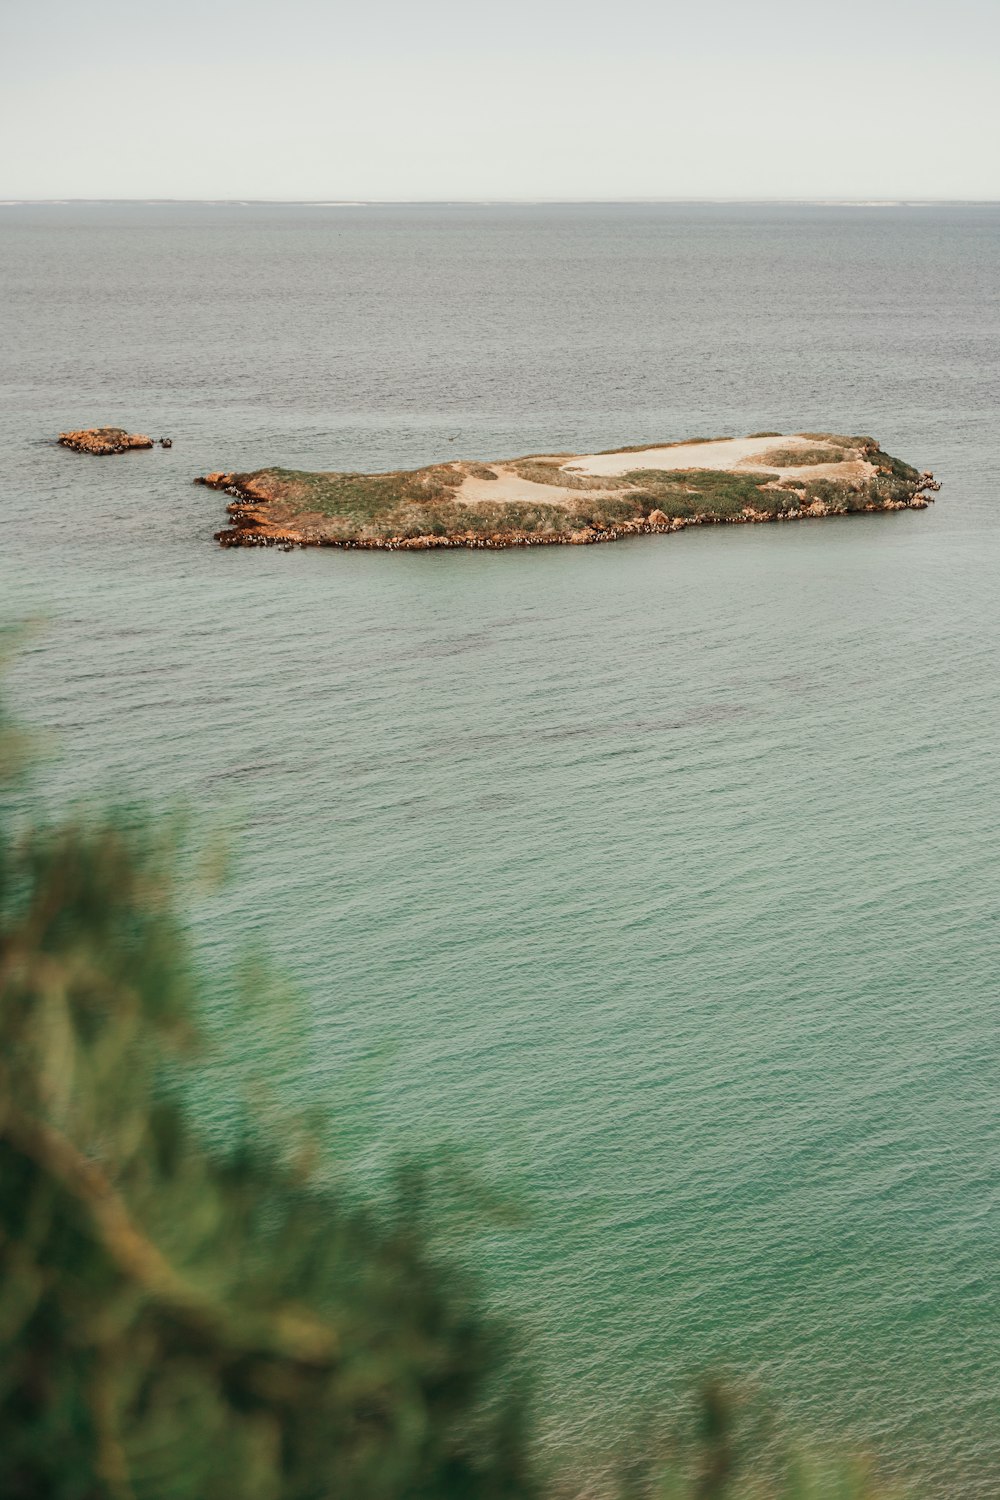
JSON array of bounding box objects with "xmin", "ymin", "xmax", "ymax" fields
[{"xmin": 2, "ymin": 196, "xmax": 999, "ymax": 207}]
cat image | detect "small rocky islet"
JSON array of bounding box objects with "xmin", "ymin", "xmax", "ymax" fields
[
  {"xmin": 58, "ymin": 428, "xmax": 171, "ymax": 454},
  {"xmin": 59, "ymin": 427, "xmax": 154, "ymax": 455},
  {"xmin": 195, "ymin": 432, "xmax": 939, "ymax": 550}
]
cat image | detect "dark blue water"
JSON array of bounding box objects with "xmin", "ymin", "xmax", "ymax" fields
[{"xmin": 2, "ymin": 202, "xmax": 999, "ymax": 1493}]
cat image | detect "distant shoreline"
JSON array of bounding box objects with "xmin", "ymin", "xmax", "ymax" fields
[{"xmin": 5, "ymin": 198, "xmax": 999, "ymax": 208}]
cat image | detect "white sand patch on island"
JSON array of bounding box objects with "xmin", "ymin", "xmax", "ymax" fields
[
  {"xmin": 564, "ymin": 434, "xmax": 817, "ymax": 477},
  {"xmin": 450, "ymin": 434, "xmax": 876, "ymax": 509}
]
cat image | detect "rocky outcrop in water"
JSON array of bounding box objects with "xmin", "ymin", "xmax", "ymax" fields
[{"xmin": 59, "ymin": 428, "xmax": 154, "ymax": 455}]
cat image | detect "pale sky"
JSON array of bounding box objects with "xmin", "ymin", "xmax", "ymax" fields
[{"xmin": 3, "ymin": 0, "xmax": 998, "ymax": 201}]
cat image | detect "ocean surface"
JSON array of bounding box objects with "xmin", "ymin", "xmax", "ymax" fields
[{"xmin": 2, "ymin": 202, "xmax": 999, "ymax": 1492}]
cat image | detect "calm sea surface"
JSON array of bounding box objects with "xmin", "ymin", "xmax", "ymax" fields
[{"xmin": 2, "ymin": 202, "xmax": 999, "ymax": 1491}]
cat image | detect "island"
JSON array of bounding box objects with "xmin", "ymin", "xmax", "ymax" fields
[
  {"xmin": 197, "ymin": 433, "xmax": 939, "ymax": 550},
  {"xmin": 59, "ymin": 428, "xmax": 154, "ymax": 455}
]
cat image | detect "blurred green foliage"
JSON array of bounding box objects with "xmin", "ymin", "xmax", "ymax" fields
[
  {"xmin": 0, "ymin": 694, "xmax": 533, "ymax": 1500},
  {"xmin": 0, "ymin": 680, "xmax": 903, "ymax": 1499}
]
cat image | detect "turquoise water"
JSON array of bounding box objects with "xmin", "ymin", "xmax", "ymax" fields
[{"xmin": 2, "ymin": 203, "xmax": 999, "ymax": 1492}]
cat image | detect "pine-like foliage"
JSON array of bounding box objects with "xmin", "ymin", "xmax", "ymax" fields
[{"xmin": 0, "ymin": 703, "xmax": 534, "ymax": 1500}]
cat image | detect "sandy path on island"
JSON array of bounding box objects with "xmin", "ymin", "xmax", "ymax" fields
[
  {"xmin": 455, "ymin": 470, "xmax": 621, "ymax": 508},
  {"xmin": 563, "ymin": 434, "xmax": 818, "ymax": 477}
]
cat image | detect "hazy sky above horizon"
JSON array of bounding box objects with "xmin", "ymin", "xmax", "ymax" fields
[{"xmin": 3, "ymin": 0, "xmax": 998, "ymax": 201}]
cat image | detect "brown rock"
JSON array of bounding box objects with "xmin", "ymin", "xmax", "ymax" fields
[
  {"xmin": 58, "ymin": 427, "xmax": 153, "ymax": 455},
  {"xmin": 647, "ymin": 509, "xmax": 669, "ymax": 525}
]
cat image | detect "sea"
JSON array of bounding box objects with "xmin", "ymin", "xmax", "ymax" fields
[{"xmin": 2, "ymin": 201, "xmax": 998, "ymax": 1492}]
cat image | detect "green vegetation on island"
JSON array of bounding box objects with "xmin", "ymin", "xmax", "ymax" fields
[{"xmin": 197, "ymin": 433, "xmax": 936, "ymax": 550}]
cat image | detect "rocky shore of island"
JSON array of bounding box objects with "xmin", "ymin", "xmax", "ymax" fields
[
  {"xmin": 196, "ymin": 433, "xmax": 939, "ymax": 551},
  {"xmin": 198, "ymin": 488, "xmax": 937, "ymax": 551}
]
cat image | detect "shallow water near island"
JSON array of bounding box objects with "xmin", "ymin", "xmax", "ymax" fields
[{"xmin": 2, "ymin": 202, "xmax": 999, "ymax": 1492}]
